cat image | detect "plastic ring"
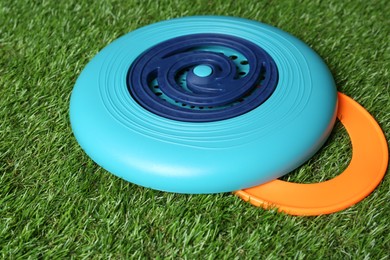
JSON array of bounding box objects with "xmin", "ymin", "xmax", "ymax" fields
[
  {"xmin": 235, "ymin": 92, "xmax": 389, "ymax": 215},
  {"xmin": 70, "ymin": 16, "xmax": 337, "ymax": 193}
]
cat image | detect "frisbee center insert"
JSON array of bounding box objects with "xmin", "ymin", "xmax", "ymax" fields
[{"xmin": 127, "ymin": 33, "xmax": 279, "ymax": 122}]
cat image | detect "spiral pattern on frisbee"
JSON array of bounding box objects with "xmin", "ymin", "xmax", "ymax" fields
[{"xmin": 127, "ymin": 33, "xmax": 278, "ymax": 122}]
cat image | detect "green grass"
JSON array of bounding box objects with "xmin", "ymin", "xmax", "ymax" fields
[{"xmin": 1, "ymin": 0, "xmax": 389, "ymax": 258}]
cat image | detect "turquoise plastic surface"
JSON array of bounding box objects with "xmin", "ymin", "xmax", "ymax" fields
[
  {"xmin": 193, "ymin": 65, "xmax": 213, "ymax": 77},
  {"xmin": 70, "ymin": 16, "xmax": 337, "ymax": 194}
]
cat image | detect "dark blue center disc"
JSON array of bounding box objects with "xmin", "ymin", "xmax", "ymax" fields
[{"xmin": 127, "ymin": 33, "xmax": 278, "ymax": 122}]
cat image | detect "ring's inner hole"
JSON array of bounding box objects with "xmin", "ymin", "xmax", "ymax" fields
[{"xmin": 279, "ymin": 120, "xmax": 352, "ymax": 183}]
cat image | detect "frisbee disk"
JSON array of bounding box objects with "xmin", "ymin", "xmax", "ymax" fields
[
  {"xmin": 235, "ymin": 92, "xmax": 389, "ymax": 215},
  {"xmin": 70, "ymin": 16, "xmax": 337, "ymax": 193}
]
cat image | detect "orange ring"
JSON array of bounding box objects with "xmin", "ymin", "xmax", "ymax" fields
[{"xmin": 235, "ymin": 92, "xmax": 388, "ymax": 216}]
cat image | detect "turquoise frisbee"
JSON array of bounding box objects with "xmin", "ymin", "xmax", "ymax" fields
[{"xmin": 70, "ymin": 16, "xmax": 337, "ymax": 193}]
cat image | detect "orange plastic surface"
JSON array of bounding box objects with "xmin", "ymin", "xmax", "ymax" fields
[{"xmin": 235, "ymin": 92, "xmax": 388, "ymax": 216}]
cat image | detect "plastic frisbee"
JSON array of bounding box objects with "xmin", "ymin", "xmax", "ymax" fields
[
  {"xmin": 70, "ymin": 16, "xmax": 337, "ymax": 193},
  {"xmin": 235, "ymin": 92, "xmax": 388, "ymax": 215}
]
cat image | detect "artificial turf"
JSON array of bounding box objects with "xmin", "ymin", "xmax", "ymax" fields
[{"xmin": 1, "ymin": 0, "xmax": 389, "ymax": 258}]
